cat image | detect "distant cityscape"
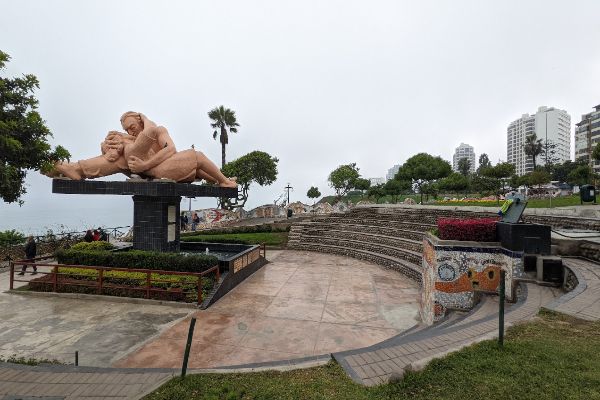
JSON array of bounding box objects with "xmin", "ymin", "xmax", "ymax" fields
[{"xmin": 369, "ymin": 102, "xmax": 600, "ymax": 184}]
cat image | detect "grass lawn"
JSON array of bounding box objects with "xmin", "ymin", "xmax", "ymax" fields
[
  {"xmin": 145, "ymin": 310, "xmax": 600, "ymax": 400},
  {"xmin": 181, "ymin": 232, "xmax": 288, "ymax": 247},
  {"xmin": 435, "ymin": 195, "xmax": 584, "ymax": 209}
]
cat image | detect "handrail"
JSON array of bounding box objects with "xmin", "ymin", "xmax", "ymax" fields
[{"xmin": 10, "ymin": 259, "xmax": 219, "ymax": 306}]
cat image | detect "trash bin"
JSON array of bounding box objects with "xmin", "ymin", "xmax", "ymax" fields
[
  {"xmin": 580, "ymin": 184, "xmax": 596, "ymax": 203},
  {"xmin": 287, "ymin": 209, "xmax": 293, "ymax": 218}
]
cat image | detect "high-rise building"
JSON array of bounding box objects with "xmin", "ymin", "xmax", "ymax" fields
[
  {"xmin": 575, "ymin": 104, "xmax": 600, "ymax": 174},
  {"xmin": 452, "ymin": 143, "xmax": 476, "ymax": 174},
  {"xmin": 369, "ymin": 177, "xmax": 385, "ymax": 186},
  {"xmin": 386, "ymin": 164, "xmax": 401, "ymax": 181},
  {"xmin": 507, "ymin": 106, "xmax": 571, "ymax": 176}
]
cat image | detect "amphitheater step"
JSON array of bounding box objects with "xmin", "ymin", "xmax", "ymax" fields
[{"xmin": 290, "ymin": 241, "xmax": 422, "ymax": 284}]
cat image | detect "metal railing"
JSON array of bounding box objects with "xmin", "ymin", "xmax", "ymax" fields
[{"xmin": 9, "ymin": 258, "xmax": 219, "ymax": 306}]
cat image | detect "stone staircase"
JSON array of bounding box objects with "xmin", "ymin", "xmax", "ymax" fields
[{"xmin": 288, "ymin": 206, "xmax": 495, "ymax": 284}]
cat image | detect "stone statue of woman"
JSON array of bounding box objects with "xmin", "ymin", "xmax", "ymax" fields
[{"xmin": 46, "ymin": 112, "xmax": 237, "ymax": 188}]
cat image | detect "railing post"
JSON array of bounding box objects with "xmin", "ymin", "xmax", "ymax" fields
[
  {"xmin": 53, "ymin": 266, "xmax": 58, "ymax": 292},
  {"xmin": 498, "ymin": 270, "xmax": 506, "ymax": 348},
  {"xmin": 215, "ymin": 265, "xmax": 220, "ymax": 282},
  {"xmin": 75, "ymin": 351, "xmax": 79, "ymax": 366},
  {"xmin": 146, "ymin": 271, "xmax": 151, "ymax": 299},
  {"xmin": 181, "ymin": 317, "xmax": 196, "ymax": 378},
  {"xmin": 98, "ymin": 269, "xmax": 104, "ymax": 295},
  {"xmin": 9, "ymin": 261, "xmax": 14, "ymax": 290},
  {"xmin": 197, "ymin": 277, "xmax": 202, "ymax": 306}
]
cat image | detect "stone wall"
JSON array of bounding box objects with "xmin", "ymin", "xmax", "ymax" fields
[{"xmin": 421, "ymin": 233, "xmax": 523, "ymax": 325}]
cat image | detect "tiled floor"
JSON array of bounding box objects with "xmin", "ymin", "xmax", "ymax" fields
[{"xmin": 115, "ymin": 250, "xmax": 421, "ymax": 368}]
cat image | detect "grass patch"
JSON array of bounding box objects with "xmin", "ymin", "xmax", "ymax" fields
[
  {"xmin": 145, "ymin": 310, "xmax": 600, "ymax": 400},
  {"xmin": 181, "ymin": 232, "xmax": 288, "ymax": 247},
  {"xmin": 435, "ymin": 195, "xmax": 584, "ymax": 209}
]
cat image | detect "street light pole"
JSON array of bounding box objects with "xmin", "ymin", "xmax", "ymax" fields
[{"xmin": 285, "ymin": 183, "xmax": 293, "ymax": 206}]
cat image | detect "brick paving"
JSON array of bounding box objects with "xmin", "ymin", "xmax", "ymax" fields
[
  {"xmin": 0, "ymin": 363, "xmax": 174, "ymax": 399},
  {"xmin": 544, "ymin": 258, "xmax": 600, "ymax": 321},
  {"xmin": 334, "ymin": 283, "xmax": 560, "ymax": 386}
]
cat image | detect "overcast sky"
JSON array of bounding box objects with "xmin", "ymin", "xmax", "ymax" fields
[{"xmin": 2, "ymin": 0, "xmax": 600, "ymax": 233}]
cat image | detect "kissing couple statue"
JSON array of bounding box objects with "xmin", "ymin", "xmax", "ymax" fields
[{"xmin": 45, "ymin": 111, "xmax": 237, "ymax": 188}]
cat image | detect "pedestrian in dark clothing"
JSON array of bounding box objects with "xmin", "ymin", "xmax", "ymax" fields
[
  {"xmin": 181, "ymin": 214, "xmax": 188, "ymax": 230},
  {"xmin": 18, "ymin": 236, "xmax": 37, "ymax": 275},
  {"xmin": 84, "ymin": 230, "xmax": 93, "ymax": 242},
  {"xmin": 98, "ymin": 227, "xmax": 108, "ymax": 241}
]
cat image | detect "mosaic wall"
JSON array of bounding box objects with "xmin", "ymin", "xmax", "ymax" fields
[{"xmin": 420, "ymin": 235, "xmax": 523, "ymax": 325}]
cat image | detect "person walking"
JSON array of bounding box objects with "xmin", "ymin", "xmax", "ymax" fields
[{"xmin": 18, "ymin": 236, "xmax": 37, "ymax": 275}]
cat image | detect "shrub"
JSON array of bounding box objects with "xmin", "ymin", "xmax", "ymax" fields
[
  {"xmin": 180, "ymin": 224, "xmax": 290, "ymax": 237},
  {"xmin": 55, "ymin": 249, "xmax": 218, "ymax": 273},
  {"xmin": 437, "ymin": 218, "xmax": 498, "ymax": 242},
  {"xmin": 70, "ymin": 241, "xmax": 115, "ymax": 251},
  {"xmin": 28, "ymin": 267, "xmax": 215, "ymax": 303},
  {"xmin": 0, "ymin": 230, "xmax": 25, "ymax": 246}
]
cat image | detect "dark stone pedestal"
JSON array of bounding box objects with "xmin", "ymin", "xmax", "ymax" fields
[
  {"xmin": 496, "ymin": 222, "xmax": 551, "ymax": 255},
  {"xmin": 52, "ymin": 179, "xmax": 238, "ymax": 253},
  {"xmin": 133, "ymin": 195, "xmax": 181, "ymax": 252}
]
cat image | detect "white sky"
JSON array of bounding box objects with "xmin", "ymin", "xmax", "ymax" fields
[{"xmin": 2, "ymin": 0, "xmax": 600, "ymax": 233}]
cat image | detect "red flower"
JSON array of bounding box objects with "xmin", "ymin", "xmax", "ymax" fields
[{"xmin": 437, "ymin": 218, "xmax": 498, "ymax": 242}]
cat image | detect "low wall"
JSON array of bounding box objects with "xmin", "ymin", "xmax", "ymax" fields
[{"xmin": 420, "ymin": 233, "xmax": 523, "ymax": 325}]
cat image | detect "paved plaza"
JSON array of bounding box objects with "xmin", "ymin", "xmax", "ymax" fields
[
  {"xmin": 115, "ymin": 250, "xmax": 420, "ymax": 368},
  {"xmin": 0, "ymin": 269, "xmax": 192, "ymax": 367}
]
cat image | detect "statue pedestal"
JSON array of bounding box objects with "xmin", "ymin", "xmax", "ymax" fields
[{"xmin": 52, "ymin": 179, "xmax": 238, "ymax": 252}]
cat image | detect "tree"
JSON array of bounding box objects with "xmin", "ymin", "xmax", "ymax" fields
[
  {"xmin": 354, "ymin": 178, "xmax": 371, "ymax": 192},
  {"xmin": 395, "ymin": 153, "xmax": 451, "ymax": 204},
  {"xmin": 383, "ymin": 179, "xmax": 411, "ymax": 203},
  {"xmin": 477, "ymin": 153, "xmax": 491, "ymax": 174},
  {"xmin": 306, "ymin": 186, "xmax": 321, "ymax": 205},
  {"xmin": 568, "ymin": 165, "xmax": 594, "ymax": 187},
  {"xmin": 593, "ymin": 142, "xmax": 600, "ymax": 163},
  {"xmin": 521, "ymin": 169, "xmax": 551, "ymax": 189},
  {"xmin": 221, "ymin": 151, "xmax": 278, "ymax": 209},
  {"xmin": 523, "ymin": 133, "xmax": 543, "ymax": 171},
  {"xmin": 208, "ymin": 105, "xmax": 239, "ymax": 167},
  {"xmin": 438, "ymin": 172, "xmax": 469, "ymax": 196},
  {"xmin": 550, "ymin": 160, "xmax": 581, "ymax": 183},
  {"xmin": 0, "ymin": 50, "xmax": 70, "ymax": 204},
  {"xmin": 328, "ymin": 163, "xmax": 360, "ymax": 199},
  {"xmin": 478, "ymin": 162, "xmax": 515, "ymax": 203},
  {"xmin": 457, "ymin": 158, "xmax": 471, "ymax": 177},
  {"xmin": 367, "ymin": 184, "xmax": 385, "ymax": 204},
  {"xmin": 541, "ymin": 139, "xmax": 560, "ymax": 167}
]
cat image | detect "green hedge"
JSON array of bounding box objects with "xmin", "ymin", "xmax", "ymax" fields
[
  {"xmin": 181, "ymin": 223, "xmax": 290, "ymax": 237},
  {"xmin": 70, "ymin": 241, "xmax": 115, "ymax": 251},
  {"xmin": 55, "ymin": 249, "xmax": 218, "ymax": 273},
  {"xmin": 181, "ymin": 232, "xmax": 288, "ymax": 246}
]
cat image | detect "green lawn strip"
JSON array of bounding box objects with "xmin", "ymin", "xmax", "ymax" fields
[
  {"xmin": 435, "ymin": 195, "xmax": 583, "ymax": 209},
  {"xmin": 145, "ymin": 311, "xmax": 600, "ymax": 400},
  {"xmin": 181, "ymin": 232, "xmax": 288, "ymax": 247}
]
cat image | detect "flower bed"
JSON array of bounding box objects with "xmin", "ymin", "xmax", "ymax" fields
[
  {"xmin": 28, "ymin": 267, "xmax": 215, "ymax": 303},
  {"xmin": 437, "ymin": 218, "xmax": 498, "ymax": 242}
]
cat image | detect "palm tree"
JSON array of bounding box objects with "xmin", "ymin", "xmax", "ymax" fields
[
  {"xmin": 208, "ymin": 106, "xmax": 240, "ymax": 167},
  {"xmin": 523, "ymin": 133, "xmax": 543, "ymax": 170}
]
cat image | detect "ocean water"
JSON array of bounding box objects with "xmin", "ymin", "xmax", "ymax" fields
[{"xmin": 0, "ymin": 175, "xmax": 220, "ymax": 235}]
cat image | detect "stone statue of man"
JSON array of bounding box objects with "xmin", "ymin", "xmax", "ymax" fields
[{"xmin": 47, "ymin": 112, "xmax": 236, "ymax": 188}]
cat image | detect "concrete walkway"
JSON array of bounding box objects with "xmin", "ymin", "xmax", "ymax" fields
[
  {"xmin": 334, "ymin": 257, "xmax": 600, "ymax": 386},
  {"xmin": 545, "ymin": 258, "xmax": 600, "ymax": 320},
  {"xmin": 0, "ymin": 363, "xmax": 174, "ymax": 399},
  {"xmin": 0, "ymin": 269, "xmax": 191, "ymax": 366}
]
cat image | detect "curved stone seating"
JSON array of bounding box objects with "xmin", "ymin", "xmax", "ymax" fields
[{"xmin": 288, "ymin": 206, "xmax": 445, "ymax": 284}]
